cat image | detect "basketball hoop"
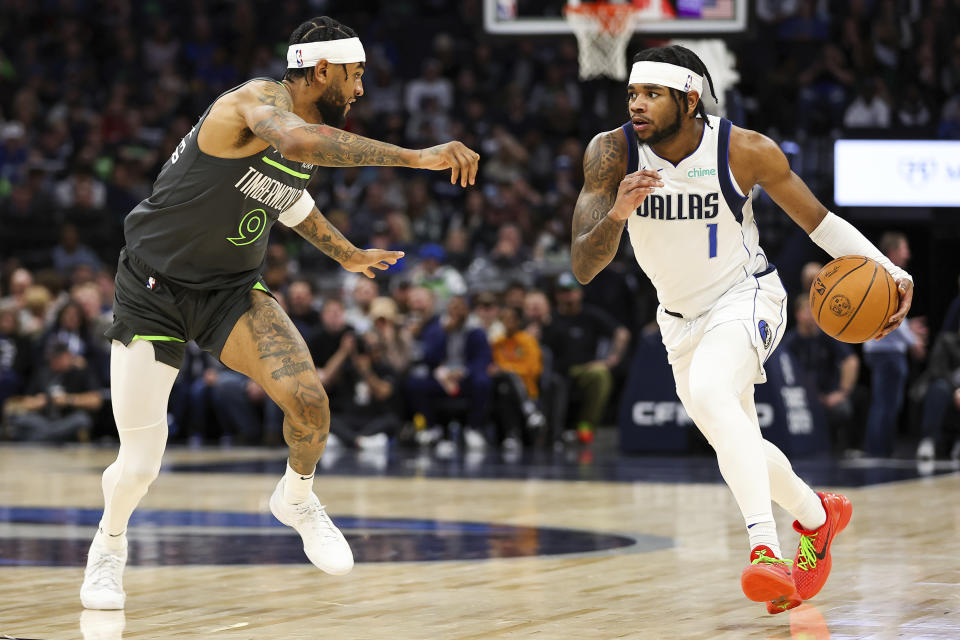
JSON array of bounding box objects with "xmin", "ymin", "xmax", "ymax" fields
[{"xmin": 564, "ymin": 1, "xmax": 646, "ymax": 81}]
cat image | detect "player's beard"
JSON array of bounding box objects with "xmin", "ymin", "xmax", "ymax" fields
[
  {"xmin": 643, "ymin": 101, "xmax": 683, "ymax": 146},
  {"xmin": 314, "ymin": 83, "xmax": 350, "ymax": 128}
]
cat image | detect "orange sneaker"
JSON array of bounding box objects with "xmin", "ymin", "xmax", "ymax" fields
[
  {"xmin": 741, "ymin": 546, "xmax": 797, "ymax": 605},
  {"xmin": 766, "ymin": 591, "xmax": 802, "ymax": 615},
  {"xmin": 791, "ymin": 492, "xmax": 852, "ymax": 600}
]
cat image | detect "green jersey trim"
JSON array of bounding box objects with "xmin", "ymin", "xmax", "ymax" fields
[
  {"xmin": 252, "ymin": 282, "xmax": 269, "ymax": 293},
  {"xmin": 261, "ymin": 155, "xmax": 310, "ymax": 179},
  {"xmin": 132, "ymin": 334, "xmax": 186, "ymax": 343}
]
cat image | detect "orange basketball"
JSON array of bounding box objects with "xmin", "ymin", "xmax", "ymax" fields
[{"xmin": 809, "ymin": 256, "xmax": 899, "ymax": 343}]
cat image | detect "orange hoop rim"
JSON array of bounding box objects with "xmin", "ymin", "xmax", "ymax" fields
[{"xmin": 564, "ymin": 2, "xmax": 644, "ymax": 34}]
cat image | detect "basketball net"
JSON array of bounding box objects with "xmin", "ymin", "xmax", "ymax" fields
[{"xmin": 564, "ymin": 1, "xmax": 653, "ymax": 81}]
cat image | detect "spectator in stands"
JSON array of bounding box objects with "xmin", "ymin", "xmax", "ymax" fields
[
  {"xmin": 309, "ymin": 299, "xmax": 355, "ymax": 385},
  {"xmin": 344, "ymin": 277, "xmax": 378, "ymax": 335},
  {"xmin": 408, "ymin": 244, "xmax": 467, "ymax": 310},
  {"xmin": 523, "ymin": 289, "xmax": 552, "ymax": 341},
  {"xmin": 843, "ymin": 77, "xmax": 892, "ymax": 129},
  {"xmin": 285, "ymin": 278, "xmax": 320, "ymax": 340},
  {"xmin": 41, "ymin": 300, "xmax": 106, "ymax": 376},
  {"xmin": 369, "ymin": 296, "xmax": 413, "ymax": 375},
  {"xmin": 405, "ymin": 295, "xmax": 493, "ymax": 450},
  {"xmin": 542, "ymin": 273, "xmax": 630, "ymax": 443},
  {"xmin": 915, "ymin": 323, "xmax": 960, "ymax": 461},
  {"xmin": 0, "ymin": 300, "xmax": 31, "ymax": 412},
  {"xmin": 942, "ymin": 274, "xmax": 960, "ymax": 335},
  {"xmin": 324, "ymin": 329, "xmax": 403, "ymax": 450},
  {"xmin": 3, "ymin": 340, "xmax": 102, "ymax": 442},
  {"xmin": 52, "ymin": 223, "xmax": 101, "ymax": 278},
  {"xmin": 210, "ymin": 368, "xmax": 273, "ymax": 446},
  {"xmin": 469, "ymin": 290, "xmax": 504, "ymax": 342},
  {"xmin": 490, "ymin": 306, "xmax": 546, "ymax": 449},
  {"xmin": 781, "ymin": 298, "xmax": 860, "ymax": 453},
  {"xmin": 862, "ymin": 232, "xmax": 926, "ymax": 457}
]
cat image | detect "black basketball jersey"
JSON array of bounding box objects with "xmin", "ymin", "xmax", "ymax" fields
[{"xmin": 123, "ymin": 78, "xmax": 319, "ymax": 289}]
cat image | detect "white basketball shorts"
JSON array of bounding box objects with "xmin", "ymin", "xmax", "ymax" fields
[{"xmin": 656, "ymin": 268, "xmax": 789, "ymax": 384}]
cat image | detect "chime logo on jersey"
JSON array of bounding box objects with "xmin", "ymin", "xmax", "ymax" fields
[
  {"xmin": 146, "ymin": 276, "xmax": 156, "ymax": 290},
  {"xmin": 758, "ymin": 319, "xmax": 772, "ymax": 349}
]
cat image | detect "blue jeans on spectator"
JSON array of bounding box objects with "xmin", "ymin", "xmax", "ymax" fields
[
  {"xmin": 212, "ymin": 371, "xmax": 262, "ymax": 444},
  {"xmin": 405, "ymin": 370, "xmax": 492, "ymax": 434},
  {"xmin": 864, "ymin": 351, "xmax": 909, "ymax": 456}
]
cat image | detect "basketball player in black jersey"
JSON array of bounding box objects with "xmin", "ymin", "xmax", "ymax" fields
[{"xmin": 80, "ymin": 17, "xmax": 480, "ymax": 610}]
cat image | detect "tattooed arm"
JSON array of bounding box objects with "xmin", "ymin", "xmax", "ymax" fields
[
  {"xmin": 238, "ymin": 81, "xmax": 480, "ymax": 186},
  {"xmin": 570, "ymin": 131, "xmax": 663, "ymax": 284},
  {"xmin": 292, "ymin": 207, "xmax": 404, "ymax": 278}
]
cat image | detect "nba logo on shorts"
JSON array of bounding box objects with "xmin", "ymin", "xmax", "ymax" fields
[
  {"xmin": 683, "ymin": 74, "xmax": 692, "ymax": 92},
  {"xmin": 758, "ymin": 320, "xmax": 772, "ymax": 349},
  {"xmin": 146, "ymin": 276, "xmax": 156, "ymax": 290},
  {"xmin": 296, "ymin": 49, "xmax": 303, "ymax": 67}
]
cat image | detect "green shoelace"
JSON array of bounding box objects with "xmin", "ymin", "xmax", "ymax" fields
[
  {"xmin": 751, "ymin": 548, "xmax": 794, "ymax": 566},
  {"xmin": 795, "ymin": 532, "xmax": 818, "ymax": 571}
]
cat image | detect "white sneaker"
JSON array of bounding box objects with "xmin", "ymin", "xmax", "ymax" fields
[
  {"xmin": 917, "ymin": 437, "xmax": 935, "ymax": 461},
  {"xmin": 269, "ymin": 478, "xmax": 353, "ymax": 575},
  {"xmin": 464, "ymin": 428, "xmax": 486, "ymax": 451},
  {"xmin": 435, "ymin": 439, "xmax": 457, "ymax": 459},
  {"xmin": 80, "ymin": 535, "xmax": 127, "ymax": 610},
  {"xmin": 80, "ymin": 609, "xmax": 126, "ymax": 640},
  {"xmin": 356, "ymin": 433, "xmax": 389, "ymax": 450}
]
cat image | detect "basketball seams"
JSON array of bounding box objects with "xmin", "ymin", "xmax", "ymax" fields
[
  {"xmin": 866, "ymin": 269, "xmax": 894, "ymax": 342},
  {"xmin": 815, "ymin": 257, "xmax": 868, "ymax": 328},
  {"xmin": 834, "ymin": 261, "xmax": 877, "ymax": 340}
]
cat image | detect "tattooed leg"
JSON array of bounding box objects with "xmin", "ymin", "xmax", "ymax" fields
[
  {"xmin": 282, "ymin": 380, "xmax": 330, "ymax": 473},
  {"xmin": 221, "ymin": 291, "xmax": 330, "ymax": 474}
]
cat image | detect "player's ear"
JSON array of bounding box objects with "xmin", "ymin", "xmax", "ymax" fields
[
  {"xmin": 312, "ymin": 59, "xmax": 329, "ymax": 86},
  {"xmin": 687, "ymin": 90, "xmax": 700, "ymax": 115}
]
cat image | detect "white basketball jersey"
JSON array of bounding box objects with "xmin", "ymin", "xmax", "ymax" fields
[{"xmin": 623, "ymin": 115, "xmax": 770, "ymax": 318}]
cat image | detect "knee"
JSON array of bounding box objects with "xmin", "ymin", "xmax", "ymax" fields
[
  {"xmin": 687, "ymin": 374, "xmax": 733, "ymax": 421},
  {"xmin": 275, "ymin": 374, "xmax": 330, "ymax": 429},
  {"xmin": 115, "ymin": 458, "xmax": 161, "ymax": 488},
  {"xmin": 579, "ymin": 366, "xmax": 611, "ymax": 388}
]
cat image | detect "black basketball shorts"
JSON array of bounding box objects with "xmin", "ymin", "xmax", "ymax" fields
[{"xmin": 104, "ymin": 248, "xmax": 274, "ymax": 369}]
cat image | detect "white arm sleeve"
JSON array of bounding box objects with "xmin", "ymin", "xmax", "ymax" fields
[
  {"xmin": 277, "ymin": 190, "xmax": 315, "ymax": 227},
  {"xmin": 808, "ymin": 212, "xmax": 913, "ymax": 283}
]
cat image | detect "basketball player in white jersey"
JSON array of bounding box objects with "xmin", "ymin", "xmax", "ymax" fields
[{"xmin": 571, "ymin": 45, "xmax": 914, "ymax": 614}]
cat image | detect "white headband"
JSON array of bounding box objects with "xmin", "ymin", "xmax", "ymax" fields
[
  {"xmin": 628, "ymin": 61, "xmax": 703, "ymax": 96},
  {"xmin": 287, "ymin": 38, "xmax": 366, "ymax": 68}
]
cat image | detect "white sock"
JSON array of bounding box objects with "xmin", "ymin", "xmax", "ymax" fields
[
  {"xmin": 762, "ymin": 440, "xmax": 826, "ymax": 531},
  {"xmin": 794, "ymin": 493, "xmax": 827, "ymax": 532},
  {"xmin": 283, "ymin": 461, "xmax": 315, "ymax": 504},
  {"xmin": 95, "ymin": 525, "xmax": 127, "ymax": 553},
  {"xmin": 746, "ymin": 518, "xmax": 781, "ymax": 558}
]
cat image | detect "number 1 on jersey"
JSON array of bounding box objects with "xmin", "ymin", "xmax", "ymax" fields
[{"xmin": 706, "ymin": 223, "xmax": 718, "ymax": 259}]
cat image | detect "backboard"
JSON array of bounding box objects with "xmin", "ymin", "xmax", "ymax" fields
[{"xmin": 484, "ymin": 0, "xmax": 748, "ymax": 35}]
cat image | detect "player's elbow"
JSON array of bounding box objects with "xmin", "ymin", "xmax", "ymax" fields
[
  {"xmin": 278, "ymin": 135, "xmax": 306, "ymax": 161},
  {"xmin": 571, "ymin": 266, "xmax": 594, "ymax": 286}
]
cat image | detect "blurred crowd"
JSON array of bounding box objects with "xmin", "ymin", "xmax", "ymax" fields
[{"xmin": 1, "ymin": 0, "xmax": 958, "ymax": 458}]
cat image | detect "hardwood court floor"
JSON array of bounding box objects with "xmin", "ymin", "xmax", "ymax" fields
[{"xmin": 1, "ymin": 444, "xmax": 959, "ymax": 639}]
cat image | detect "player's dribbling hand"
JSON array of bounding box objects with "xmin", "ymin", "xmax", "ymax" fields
[
  {"xmin": 874, "ymin": 277, "xmax": 913, "ymax": 339},
  {"xmin": 342, "ymin": 248, "xmax": 405, "ymax": 279},
  {"xmin": 416, "ymin": 141, "xmax": 481, "ymax": 187},
  {"xmin": 609, "ymin": 170, "xmax": 663, "ymax": 221}
]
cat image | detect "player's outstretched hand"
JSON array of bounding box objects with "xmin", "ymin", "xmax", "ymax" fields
[
  {"xmin": 609, "ymin": 170, "xmax": 663, "ymax": 221},
  {"xmin": 342, "ymin": 248, "xmax": 405, "ymax": 279},
  {"xmin": 875, "ymin": 277, "xmax": 913, "ymax": 339},
  {"xmin": 416, "ymin": 141, "xmax": 480, "ymax": 187}
]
